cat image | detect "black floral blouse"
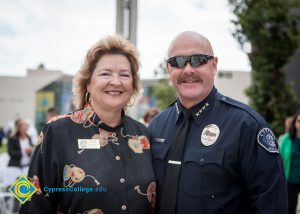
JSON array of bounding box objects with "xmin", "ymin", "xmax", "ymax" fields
[{"xmin": 20, "ymin": 103, "xmax": 156, "ymax": 214}]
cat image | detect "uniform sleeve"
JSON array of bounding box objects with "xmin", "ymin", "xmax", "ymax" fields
[
  {"xmin": 238, "ymin": 121, "xmax": 288, "ymax": 214},
  {"xmin": 20, "ymin": 124, "xmax": 61, "ymax": 214}
]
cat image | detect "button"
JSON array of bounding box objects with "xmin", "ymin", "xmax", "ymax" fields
[
  {"xmin": 200, "ymin": 158, "xmax": 205, "ymax": 163},
  {"xmin": 116, "ymin": 156, "xmax": 120, "ymax": 160},
  {"xmin": 120, "ymin": 178, "xmax": 125, "ymax": 183},
  {"xmin": 121, "ymin": 205, "xmax": 127, "ymax": 210}
]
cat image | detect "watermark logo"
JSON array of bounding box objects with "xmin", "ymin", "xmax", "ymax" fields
[{"xmin": 8, "ymin": 176, "xmax": 37, "ymax": 204}]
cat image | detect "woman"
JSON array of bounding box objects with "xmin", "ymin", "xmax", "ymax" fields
[
  {"xmin": 280, "ymin": 111, "xmax": 300, "ymax": 214},
  {"xmin": 8, "ymin": 119, "xmax": 33, "ymax": 168},
  {"xmin": 20, "ymin": 36, "xmax": 156, "ymax": 214}
]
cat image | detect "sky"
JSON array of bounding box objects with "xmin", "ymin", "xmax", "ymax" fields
[{"xmin": 0, "ymin": 0, "xmax": 251, "ymax": 79}]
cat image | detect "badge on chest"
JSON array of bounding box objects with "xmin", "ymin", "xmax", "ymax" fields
[{"xmin": 201, "ymin": 124, "xmax": 220, "ymax": 146}]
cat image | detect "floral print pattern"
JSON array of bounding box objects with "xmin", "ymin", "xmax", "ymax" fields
[{"xmin": 63, "ymin": 164, "xmax": 100, "ymax": 187}]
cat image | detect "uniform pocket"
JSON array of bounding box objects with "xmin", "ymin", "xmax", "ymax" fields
[{"xmin": 183, "ymin": 147, "xmax": 227, "ymax": 197}]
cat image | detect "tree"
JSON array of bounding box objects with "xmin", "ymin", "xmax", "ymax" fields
[
  {"xmin": 153, "ymin": 61, "xmax": 177, "ymax": 109},
  {"xmin": 228, "ymin": 0, "xmax": 300, "ymax": 136}
]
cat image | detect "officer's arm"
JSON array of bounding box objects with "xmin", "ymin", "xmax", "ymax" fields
[{"xmin": 238, "ymin": 122, "xmax": 287, "ymax": 214}]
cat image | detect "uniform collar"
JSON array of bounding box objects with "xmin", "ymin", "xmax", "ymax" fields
[{"xmin": 174, "ymin": 87, "xmax": 217, "ymax": 125}]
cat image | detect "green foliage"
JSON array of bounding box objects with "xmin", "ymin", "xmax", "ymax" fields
[
  {"xmin": 153, "ymin": 61, "xmax": 177, "ymax": 109},
  {"xmin": 153, "ymin": 79, "xmax": 177, "ymax": 109},
  {"xmin": 0, "ymin": 143, "xmax": 7, "ymax": 154},
  {"xmin": 229, "ymin": 0, "xmax": 300, "ymax": 136}
]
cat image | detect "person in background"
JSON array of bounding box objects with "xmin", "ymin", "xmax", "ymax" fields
[
  {"xmin": 279, "ymin": 116, "xmax": 293, "ymax": 146},
  {"xmin": 280, "ymin": 111, "xmax": 300, "ymax": 214},
  {"xmin": 7, "ymin": 119, "xmax": 33, "ymax": 168},
  {"xmin": 143, "ymin": 108, "xmax": 160, "ymax": 126},
  {"xmin": 46, "ymin": 107, "xmax": 58, "ymax": 122},
  {"xmin": 20, "ymin": 35, "xmax": 156, "ymax": 214},
  {"xmin": 148, "ymin": 31, "xmax": 287, "ymax": 214},
  {"xmin": 0, "ymin": 127, "xmax": 4, "ymax": 147}
]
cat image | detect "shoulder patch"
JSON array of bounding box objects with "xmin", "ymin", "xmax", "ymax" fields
[{"xmin": 257, "ymin": 128, "xmax": 279, "ymax": 153}]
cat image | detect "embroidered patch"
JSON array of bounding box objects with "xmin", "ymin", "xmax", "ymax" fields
[
  {"xmin": 147, "ymin": 182, "xmax": 156, "ymax": 209},
  {"xmin": 47, "ymin": 114, "xmax": 69, "ymax": 124},
  {"xmin": 201, "ymin": 124, "xmax": 220, "ymax": 146},
  {"xmin": 63, "ymin": 164, "xmax": 100, "ymax": 187},
  {"xmin": 28, "ymin": 175, "xmax": 42, "ymax": 195},
  {"xmin": 128, "ymin": 138, "xmax": 143, "ymax": 153},
  {"xmin": 37, "ymin": 131, "xmax": 44, "ymax": 145},
  {"xmin": 134, "ymin": 182, "xmax": 156, "ymax": 209},
  {"xmin": 83, "ymin": 208, "xmax": 104, "ymax": 214},
  {"xmin": 257, "ymin": 128, "xmax": 279, "ymax": 153},
  {"xmin": 139, "ymin": 136, "xmax": 150, "ymax": 149}
]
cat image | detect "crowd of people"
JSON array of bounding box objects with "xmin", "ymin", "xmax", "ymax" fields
[{"xmin": 0, "ymin": 31, "xmax": 299, "ymax": 214}]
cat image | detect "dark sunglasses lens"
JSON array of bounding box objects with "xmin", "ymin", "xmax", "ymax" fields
[
  {"xmin": 191, "ymin": 56, "xmax": 208, "ymax": 67},
  {"xmin": 167, "ymin": 57, "xmax": 179, "ymax": 67},
  {"xmin": 175, "ymin": 56, "xmax": 189, "ymax": 68}
]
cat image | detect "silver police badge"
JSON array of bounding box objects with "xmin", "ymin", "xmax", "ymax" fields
[
  {"xmin": 257, "ymin": 128, "xmax": 279, "ymax": 153},
  {"xmin": 201, "ymin": 124, "xmax": 220, "ymax": 146}
]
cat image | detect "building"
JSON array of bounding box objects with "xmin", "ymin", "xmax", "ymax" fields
[
  {"xmin": 215, "ymin": 70, "xmax": 250, "ymax": 104},
  {"xmin": 0, "ymin": 65, "xmax": 63, "ymax": 132}
]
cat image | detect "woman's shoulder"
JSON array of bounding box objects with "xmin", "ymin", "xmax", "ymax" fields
[
  {"xmin": 8, "ymin": 135, "xmax": 18, "ymax": 143},
  {"xmin": 46, "ymin": 113, "xmax": 72, "ymax": 126}
]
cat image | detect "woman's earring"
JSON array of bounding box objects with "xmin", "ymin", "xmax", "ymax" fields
[
  {"xmin": 126, "ymin": 96, "xmax": 135, "ymax": 107},
  {"xmin": 85, "ymin": 92, "xmax": 90, "ymax": 103}
]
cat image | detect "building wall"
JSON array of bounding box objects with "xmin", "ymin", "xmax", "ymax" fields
[
  {"xmin": 215, "ymin": 70, "xmax": 250, "ymax": 104},
  {"xmin": 0, "ymin": 68, "xmax": 63, "ymax": 128}
]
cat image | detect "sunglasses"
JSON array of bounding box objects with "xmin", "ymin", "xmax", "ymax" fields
[{"xmin": 166, "ymin": 54, "xmax": 214, "ymax": 68}]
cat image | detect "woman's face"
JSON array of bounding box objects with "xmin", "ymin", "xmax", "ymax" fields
[
  {"xmin": 87, "ymin": 54, "xmax": 133, "ymax": 112},
  {"xmin": 295, "ymin": 115, "xmax": 300, "ymax": 132},
  {"xmin": 18, "ymin": 120, "xmax": 29, "ymax": 134}
]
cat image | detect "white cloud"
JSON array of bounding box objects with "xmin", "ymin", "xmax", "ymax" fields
[{"xmin": 0, "ymin": 0, "xmax": 250, "ymax": 78}]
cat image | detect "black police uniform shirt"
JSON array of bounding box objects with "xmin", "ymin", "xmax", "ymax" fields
[
  {"xmin": 20, "ymin": 103, "xmax": 156, "ymax": 214},
  {"xmin": 148, "ymin": 87, "xmax": 287, "ymax": 214}
]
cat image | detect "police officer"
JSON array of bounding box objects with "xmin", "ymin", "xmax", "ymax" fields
[{"xmin": 148, "ymin": 31, "xmax": 287, "ymax": 214}]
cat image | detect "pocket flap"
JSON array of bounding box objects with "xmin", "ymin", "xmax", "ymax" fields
[{"xmin": 184, "ymin": 148, "xmax": 224, "ymax": 166}]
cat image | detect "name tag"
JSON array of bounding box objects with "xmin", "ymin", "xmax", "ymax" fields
[
  {"xmin": 78, "ymin": 139, "xmax": 100, "ymax": 149},
  {"xmin": 154, "ymin": 138, "xmax": 165, "ymax": 143}
]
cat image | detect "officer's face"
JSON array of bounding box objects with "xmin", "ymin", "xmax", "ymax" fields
[{"xmin": 167, "ymin": 37, "xmax": 218, "ymax": 109}]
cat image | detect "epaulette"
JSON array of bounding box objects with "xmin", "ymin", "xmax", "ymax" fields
[{"xmin": 216, "ymin": 92, "xmax": 265, "ymax": 125}]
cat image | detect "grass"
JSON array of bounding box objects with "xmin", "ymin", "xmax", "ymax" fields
[{"xmin": 0, "ymin": 141, "xmax": 7, "ymax": 154}]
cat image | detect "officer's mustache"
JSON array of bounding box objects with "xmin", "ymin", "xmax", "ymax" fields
[{"xmin": 177, "ymin": 72, "xmax": 201, "ymax": 84}]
